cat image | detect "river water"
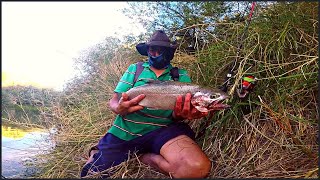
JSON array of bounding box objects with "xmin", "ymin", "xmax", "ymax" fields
[{"xmin": 1, "ymin": 125, "xmax": 56, "ymax": 178}]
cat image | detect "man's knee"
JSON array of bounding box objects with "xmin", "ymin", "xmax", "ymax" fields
[
  {"xmin": 173, "ymin": 156, "xmax": 211, "ymax": 178},
  {"xmin": 188, "ymin": 156, "xmax": 211, "ymax": 177}
]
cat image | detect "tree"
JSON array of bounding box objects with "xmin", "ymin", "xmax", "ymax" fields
[{"xmin": 123, "ymin": 2, "xmax": 233, "ymax": 52}]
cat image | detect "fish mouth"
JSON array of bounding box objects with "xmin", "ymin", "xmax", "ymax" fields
[
  {"xmin": 208, "ymin": 96, "xmax": 230, "ymax": 110},
  {"xmin": 191, "ymin": 93, "xmax": 230, "ymax": 112}
]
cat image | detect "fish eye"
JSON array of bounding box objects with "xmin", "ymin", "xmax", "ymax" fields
[{"xmin": 210, "ymin": 94, "xmax": 217, "ymax": 99}]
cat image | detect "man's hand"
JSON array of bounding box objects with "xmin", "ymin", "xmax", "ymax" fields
[
  {"xmin": 172, "ymin": 93, "xmax": 209, "ymax": 120},
  {"xmin": 109, "ymin": 93, "xmax": 145, "ymax": 116}
]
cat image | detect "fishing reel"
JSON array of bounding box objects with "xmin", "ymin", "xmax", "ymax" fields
[{"xmin": 237, "ymin": 74, "xmax": 257, "ymax": 98}]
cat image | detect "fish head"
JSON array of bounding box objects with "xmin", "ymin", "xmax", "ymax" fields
[{"xmin": 191, "ymin": 90, "xmax": 231, "ymax": 112}]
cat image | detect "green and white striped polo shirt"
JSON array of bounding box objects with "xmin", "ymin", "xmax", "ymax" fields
[{"xmin": 108, "ymin": 61, "xmax": 192, "ymax": 141}]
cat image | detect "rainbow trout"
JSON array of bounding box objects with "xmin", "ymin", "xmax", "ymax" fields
[{"xmin": 125, "ymin": 81, "xmax": 230, "ymax": 112}]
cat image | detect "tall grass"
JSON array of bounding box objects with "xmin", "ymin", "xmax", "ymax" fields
[
  {"xmin": 176, "ymin": 2, "xmax": 318, "ymax": 178},
  {"xmin": 34, "ymin": 2, "xmax": 318, "ymax": 178}
]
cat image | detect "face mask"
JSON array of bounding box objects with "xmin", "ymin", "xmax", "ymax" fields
[{"xmin": 147, "ymin": 52, "xmax": 170, "ymax": 69}]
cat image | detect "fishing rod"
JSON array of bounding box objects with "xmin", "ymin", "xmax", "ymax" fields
[
  {"xmin": 220, "ymin": 2, "xmax": 257, "ymax": 98},
  {"xmin": 196, "ymin": 2, "xmax": 257, "ymax": 139}
]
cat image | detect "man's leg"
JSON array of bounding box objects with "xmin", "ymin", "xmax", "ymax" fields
[
  {"xmin": 139, "ymin": 135, "xmax": 211, "ymax": 178},
  {"xmin": 80, "ymin": 133, "xmax": 135, "ymax": 178}
]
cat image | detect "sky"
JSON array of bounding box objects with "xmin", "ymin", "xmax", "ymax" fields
[{"xmin": 2, "ymin": 2, "xmax": 145, "ymax": 91}]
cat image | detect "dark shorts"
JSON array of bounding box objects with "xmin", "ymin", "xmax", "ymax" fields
[{"xmin": 80, "ymin": 122, "xmax": 195, "ymax": 178}]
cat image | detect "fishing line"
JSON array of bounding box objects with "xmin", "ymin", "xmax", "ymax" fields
[{"xmin": 220, "ymin": 2, "xmax": 256, "ymax": 93}]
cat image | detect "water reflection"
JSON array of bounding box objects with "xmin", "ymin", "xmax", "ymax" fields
[{"xmin": 2, "ymin": 125, "xmax": 56, "ymax": 178}]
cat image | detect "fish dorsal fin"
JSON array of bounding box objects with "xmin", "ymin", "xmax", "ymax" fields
[
  {"xmin": 133, "ymin": 80, "xmax": 166, "ymax": 88},
  {"xmin": 145, "ymin": 79, "xmax": 166, "ymax": 84},
  {"xmin": 144, "ymin": 80, "xmax": 195, "ymax": 87}
]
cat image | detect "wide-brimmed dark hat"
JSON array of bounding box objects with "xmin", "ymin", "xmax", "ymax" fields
[{"xmin": 136, "ymin": 30, "xmax": 177, "ymax": 57}]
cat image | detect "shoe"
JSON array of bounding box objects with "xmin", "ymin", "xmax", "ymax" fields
[{"xmin": 88, "ymin": 144, "xmax": 99, "ymax": 157}]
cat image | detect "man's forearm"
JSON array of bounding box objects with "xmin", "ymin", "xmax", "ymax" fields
[{"xmin": 172, "ymin": 112, "xmax": 185, "ymax": 121}]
